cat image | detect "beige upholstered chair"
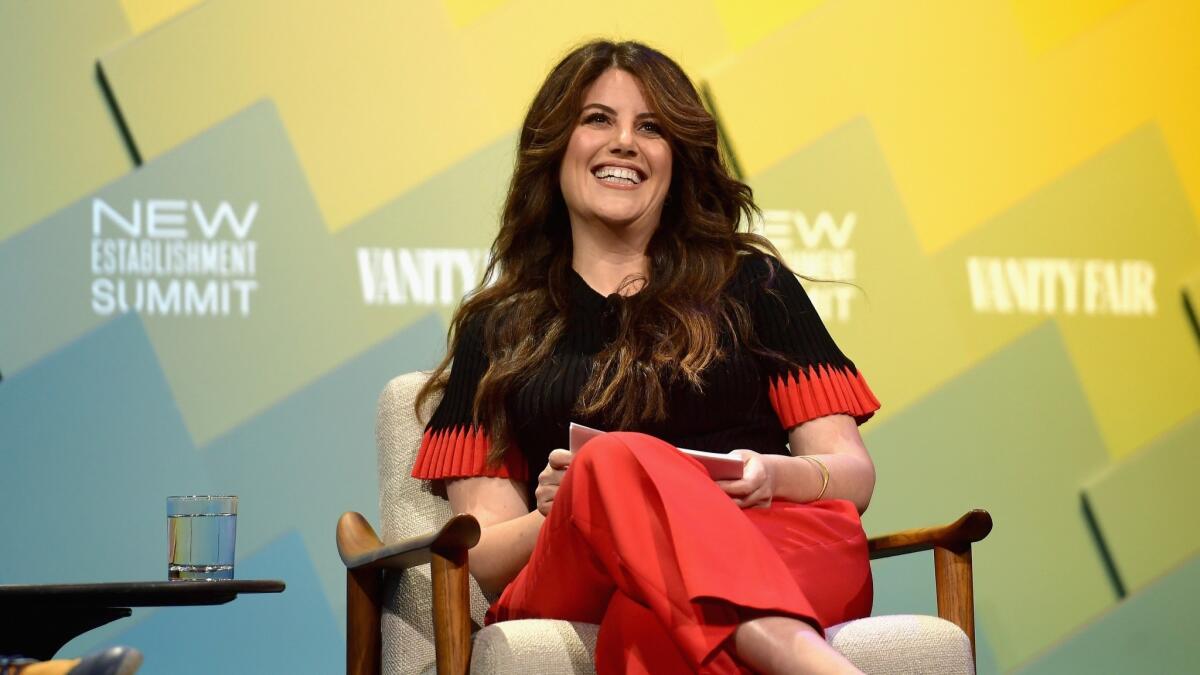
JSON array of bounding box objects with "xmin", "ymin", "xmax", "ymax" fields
[{"xmin": 337, "ymin": 372, "xmax": 992, "ymax": 674}]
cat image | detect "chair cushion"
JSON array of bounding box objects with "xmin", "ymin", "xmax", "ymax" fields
[
  {"xmin": 463, "ymin": 615, "xmax": 972, "ymax": 674},
  {"xmin": 827, "ymin": 615, "xmax": 975, "ymax": 675},
  {"xmin": 471, "ymin": 620, "xmax": 600, "ymax": 674}
]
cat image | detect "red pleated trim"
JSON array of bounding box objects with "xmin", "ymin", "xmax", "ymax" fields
[
  {"xmin": 768, "ymin": 364, "xmax": 881, "ymax": 429},
  {"xmin": 411, "ymin": 425, "xmax": 529, "ymax": 481}
]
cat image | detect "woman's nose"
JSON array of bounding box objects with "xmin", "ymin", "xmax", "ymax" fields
[{"xmin": 609, "ymin": 124, "xmax": 637, "ymax": 156}]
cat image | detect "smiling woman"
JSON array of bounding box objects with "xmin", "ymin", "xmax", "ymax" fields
[
  {"xmin": 559, "ymin": 68, "xmax": 673, "ymax": 281},
  {"xmin": 410, "ymin": 40, "xmax": 879, "ymax": 674}
]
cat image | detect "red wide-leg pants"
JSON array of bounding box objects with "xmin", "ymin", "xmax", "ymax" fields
[{"xmin": 487, "ymin": 432, "xmax": 873, "ymax": 674}]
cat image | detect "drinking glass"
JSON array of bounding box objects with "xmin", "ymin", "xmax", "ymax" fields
[{"xmin": 167, "ymin": 495, "xmax": 237, "ymax": 581}]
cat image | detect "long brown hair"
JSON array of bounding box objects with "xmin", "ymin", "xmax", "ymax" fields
[{"xmin": 416, "ymin": 40, "xmax": 782, "ymax": 463}]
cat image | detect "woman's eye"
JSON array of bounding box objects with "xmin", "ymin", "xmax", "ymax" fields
[
  {"xmin": 584, "ymin": 112, "xmax": 609, "ymax": 125},
  {"xmin": 639, "ymin": 121, "xmax": 663, "ymax": 135}
]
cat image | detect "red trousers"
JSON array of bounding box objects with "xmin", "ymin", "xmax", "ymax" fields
[{"xmin": 487, "ymin": 432, "xmax": 873, "ymax": 674}]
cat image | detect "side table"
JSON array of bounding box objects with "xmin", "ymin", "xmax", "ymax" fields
[{"xmin": 0, "ymin": 580, "xmax": 285, "ymax": 661}]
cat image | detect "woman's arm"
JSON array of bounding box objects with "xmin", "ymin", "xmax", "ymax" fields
[
  {"xmin": 774, "ymin": 413, "xmax": 875, "ymax": 513},
  {"xmin": 719, "ymin": 414, "xmax": 876, "ymax": 514},
  {"xmin": 446, "ymin": 476, "xmax": 544, "ymax": 596}
]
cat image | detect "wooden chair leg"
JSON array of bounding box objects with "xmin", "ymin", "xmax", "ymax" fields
[
  {"xmin": 933, "ymin": 543, "xmax": 976, "ymax": 662},
  {"xmin": 347, "ymin": 567, "xmax": 383, "ymax": 675},
  {"xmin": 431, "ymin": 546, "xmax": 472, "ymax": 675}
]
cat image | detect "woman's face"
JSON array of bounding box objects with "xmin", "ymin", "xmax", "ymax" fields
[{"xmin": 559, "ymin": 68, "xmax": 673, "ymax": 236}]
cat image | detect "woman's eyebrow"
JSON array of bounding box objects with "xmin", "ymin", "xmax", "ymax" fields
[{"xmin": 581, "ymin": 103, "xmax": 658, "ymax": 119}]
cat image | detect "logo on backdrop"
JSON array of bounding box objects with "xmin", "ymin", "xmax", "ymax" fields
[
  {"xmin": 355, "ymin": 211, "xmax": 861, "ymax": 316},
  {"xmin": 356, "ymin": 247, "xmax": 489, "ymax": 306},
  {"xmin": 965, "ymin": 257, "xmax": 1157, "ymax": 316},
  {"xmin": 90, "ymin": 198, "xmax": 260, "ymax": 317},
  {"xmin": 759, "ymin": 210, "xmax": 858, "ymax": 322}
]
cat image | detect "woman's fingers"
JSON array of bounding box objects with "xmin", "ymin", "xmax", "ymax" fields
[
  {"xmin": 742, "ymin": 484, "xmax": 774, "ymax": 509},
  {"xmin": 548, "ymin": 448, "xmax": 574, "ymax": 470},
  {"xmin": 537, "ymin": 450, "xmax": 573, "ymax": 517},
  {"xmin": 730, "ymin": 483, "xmax": 773, "ymax": 509},
  {"xmin": 717, "ymin": 477, "xmax": 754, "ymax": 497},
  {"xmin": 719, "ymin": 451, "xmax": 766, "ymax": 496},
  {"xmin": 535, "ymin": 480, "xmax": 558, "ymax": 517},
  {"xmin": 723, "ymin": 450, "xmax": 773, "ymax": 508}
]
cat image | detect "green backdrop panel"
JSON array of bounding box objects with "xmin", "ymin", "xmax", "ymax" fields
[
  {"xmin": 1082, "ymin": 413, "xmax": 1200, "ymax": 592},
  {"xmin": 1016, "ymin": 553, "xmax": 1200, "ymax": 674},
  {"xmin": 861, "ymin": 321, "xmax": 1114, "ymax": 671}
]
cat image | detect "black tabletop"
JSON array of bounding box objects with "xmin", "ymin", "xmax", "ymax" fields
[{"xmin": 0, "ymin": 580, "xmax": 285, "ymax": 607}]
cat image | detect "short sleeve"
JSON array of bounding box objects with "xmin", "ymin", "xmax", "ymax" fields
[
  {"xmin": 411, "ymin": 316, "xmax": 528, "ymax": 482},
  {"xmin": 745, "ymin": 255, "xmax": 881, "ymax": 428}
]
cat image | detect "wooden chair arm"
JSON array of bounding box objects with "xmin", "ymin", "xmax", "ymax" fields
[
  {"xmin": 341, "ymin": 508, "xmax": 993, "ymax": 673},
  {"xmin": 337, "ymin": 512, "xmax": 481, "ymax": 571},
  {"xmin": 338, "ymin": 512, "xmax": 480, "ymax": 675},
  {"xmin": 868, "ymin": 509, "xmax": 993, "ymax": 663},
  {"xmin": 867, "ymin": 509, "xmax": 992, "ymax": 559}
]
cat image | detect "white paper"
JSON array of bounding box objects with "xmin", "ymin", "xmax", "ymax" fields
[{"xmin": 567, "ymin": 422, "xmax": 744, "ymax": 480}]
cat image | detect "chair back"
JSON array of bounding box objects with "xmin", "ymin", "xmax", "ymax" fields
[{"xmin": 377, "ymin": 371, "xmax": 491, "ymax": 674}]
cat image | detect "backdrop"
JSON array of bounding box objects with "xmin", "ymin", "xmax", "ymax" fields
[{"xmin": 2, "ymin": 1, "xmax": 1198, "ymax": 673}]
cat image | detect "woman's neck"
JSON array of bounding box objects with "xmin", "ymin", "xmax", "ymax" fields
[{"xmin": 570, "ymin": 220, "xmax": 653, "ymax": 297}]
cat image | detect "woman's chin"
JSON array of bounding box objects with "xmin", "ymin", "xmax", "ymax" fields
[{"xmin": 590, "ymin": 207, "xmax": 657, "ymax": 229}]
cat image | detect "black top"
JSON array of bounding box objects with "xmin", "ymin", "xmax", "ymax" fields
[{"xmin": 419, "ymin": 253, "xmax": 878, "ymax": 502}]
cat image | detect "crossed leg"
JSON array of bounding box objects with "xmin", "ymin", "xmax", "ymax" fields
[{"xmin": 488, "ymin": 432, "xmax": 871, "ymax": 673}]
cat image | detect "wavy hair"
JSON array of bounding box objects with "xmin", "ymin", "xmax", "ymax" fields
[{"xmin": 417, "ymin": 40, "xmax": 784, "ymax": 463}]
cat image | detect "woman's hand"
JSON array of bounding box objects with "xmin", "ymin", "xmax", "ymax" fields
[
  {"xmin": 716, "ymin": 449, "xmax": 775, "ymax": 509},
  {"xmin": 535, "ymin": 448, "xmax": 574, "ymax": 517}
]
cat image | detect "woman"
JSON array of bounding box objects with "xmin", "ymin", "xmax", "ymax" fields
[{"xmin": 412, "ymin": 40, "xmax": 880, "ymax": 674}]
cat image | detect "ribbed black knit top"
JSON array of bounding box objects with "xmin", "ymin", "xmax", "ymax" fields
[{"xmin": 412, "ymin": 253, "xmax": 879, "ymax": 503}]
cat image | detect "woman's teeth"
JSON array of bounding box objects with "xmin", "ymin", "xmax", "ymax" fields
[{"xmin": 593, "ymin": 166, "xmax": 641, "ymax": 184}]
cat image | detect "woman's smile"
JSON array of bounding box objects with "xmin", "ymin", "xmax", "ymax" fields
[{"xmin": 591, "ymin": 162, "xmax": 645, "ymax": 189}]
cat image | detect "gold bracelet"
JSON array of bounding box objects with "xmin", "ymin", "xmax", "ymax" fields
[{"xmin": 800, "ymin": 455, "xmax": 830, "ymax": 501}]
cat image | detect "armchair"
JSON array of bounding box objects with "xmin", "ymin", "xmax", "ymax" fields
[{"xmin": 338, "ymin": 372, "xmax": 992, "ymax": 674}]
